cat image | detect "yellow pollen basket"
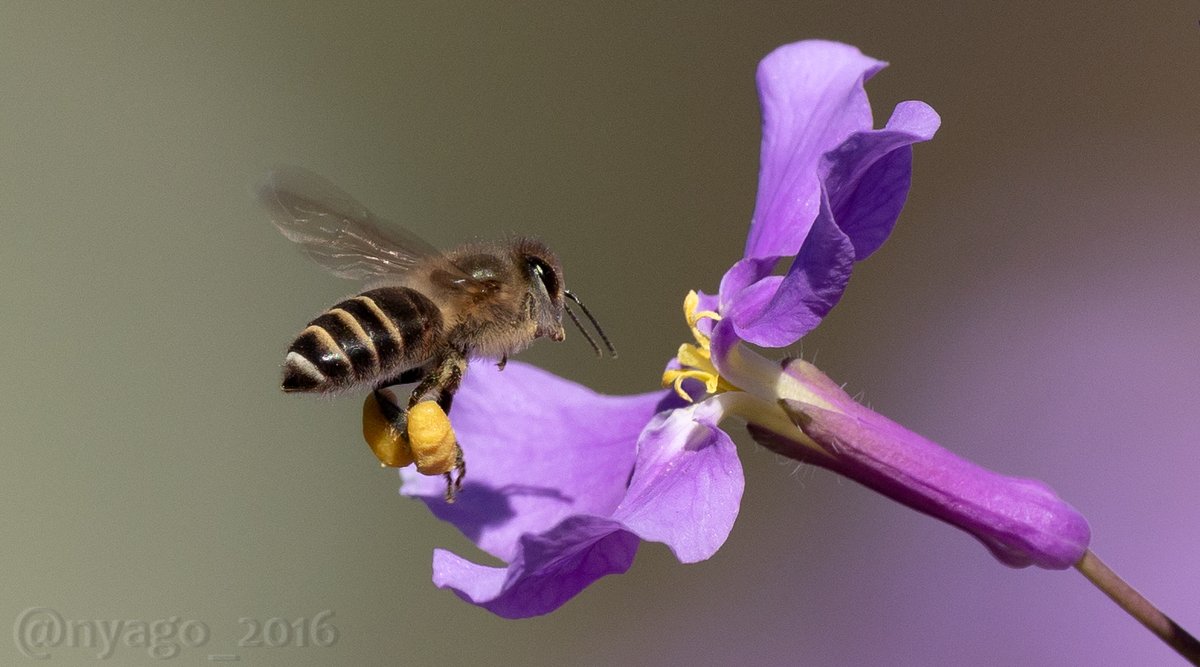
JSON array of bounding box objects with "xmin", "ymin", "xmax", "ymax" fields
[
  {"xmin": 661, "ymin": 291, "xmax": 738, "ymax": 402},
  {"xmin": 406, "ymin": 401, "xmax": 460, "ymax": 475},
  {"xmin": 362, "ymin": 392, "xmax": 414, "ymax": 468},
  {"xmin": 362, "ymin": 394, "xmax": 460, "ymax": 475}
]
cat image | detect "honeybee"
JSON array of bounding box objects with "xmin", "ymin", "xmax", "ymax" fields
[{"xmin": 259, "ymin": 167, "xmax": 614, "ymax": 500}]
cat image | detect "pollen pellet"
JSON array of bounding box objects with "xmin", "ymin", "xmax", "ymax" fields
[
  {"xmin": 362, "ymin": 393, "xmax": 414, "ymax": 468},
  {"xmin": 407, "ymin": 401, "xmax": 459, "ymax": 475}
]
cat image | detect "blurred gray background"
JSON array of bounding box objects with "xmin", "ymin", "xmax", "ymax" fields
[{"xmin": 3, "ymin": 2, "xmax": 1198, "ymax": 665}]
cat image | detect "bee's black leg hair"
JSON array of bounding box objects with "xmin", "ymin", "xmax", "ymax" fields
[
  {"xmin": 442, "ymin": 443, "xmax": 466, "ymax": 503},
  {"xmin": 373, "ymin": 388, "xmax": 408, "ymax": 434},
  {"xmin": 436, "ymin": 360, "xmax": 464, "ymax": 414},
  {"xmin": 454, "ymin": 445, "xmax": 465, "ymax": 490},
  {"xmin": 407, "ymin": 349, "xmax": 468, "ymax": 411},
  {"xmin": 373, "ymin": 367, "xmax": 428, "ymax": 433}
]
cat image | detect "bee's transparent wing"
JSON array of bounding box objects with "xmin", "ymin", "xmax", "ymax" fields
[{"xmin": 258, "ymin": 166, "xmax": 447, "ymax": 281}]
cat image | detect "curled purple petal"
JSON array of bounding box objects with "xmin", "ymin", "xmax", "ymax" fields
[
  {"xmin": 401, "ymin": 361, "xmax": 672, "ymax": 561},
  {"xmin": 402, "ymin": 360, "xmax": 718, "ymax": 616},
  {"xmin": 724, "ymin": 188, "xmax": 854, "ymax": 347},
  {"xmin": 614, "ymin": 400, "xmax": 744, "ymax": 563},
  {"xmin": 723, "ymin": 42, "xmax": 937, "ymax": 346},
  {"xmin": 752, "ymin": 359, "xmax": 1091, "ymax": 570},
  {"xmin": 744, "ymin": 40, "xmax": 885, "ymax": 260},
  {"xmin": 432, "ymin": 516, "xmax": 638, "ymax": 619},
  {"xmin": 822, "ymin": 101, "xmax": 941, "ymax": 259},
  {"xmin": 718, "ymin": 257, "xmax": 775, "ymax": 315}
]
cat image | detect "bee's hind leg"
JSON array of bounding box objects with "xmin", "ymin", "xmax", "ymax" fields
[
  {"xmin": 442, "ymin": 444, "xmax": 465, "ymax": 503},
  {"xmin": 368, "ymin": 363, "xmax": 465, "ymax": 502},
  {"xmin": 372, "ymin": 367, "xmax": 426, "ymax": 433},
  {"xmin": 374, "ymin": 364, "xmax": 436, "ymax": 431},
  {"xmin": 406, "ymin": 350, "xmax": 467, "ymax": 411},
  {"xmin": 408, "ymin": 350, "xmax": 468, "ymax": 502},
  {"xmin": 372, "ymin": 387, "xmax": 408, "ymax": 433}
]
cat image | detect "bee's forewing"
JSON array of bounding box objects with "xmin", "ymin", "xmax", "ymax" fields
[{"xmin": 258, "ymin": 166, "xmax": 448, "ymax": 281}]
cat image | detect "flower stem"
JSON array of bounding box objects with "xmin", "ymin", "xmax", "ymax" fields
[{"xmin": 1074, "ymin": 550, "xmax": 1200, "ymax": 664}]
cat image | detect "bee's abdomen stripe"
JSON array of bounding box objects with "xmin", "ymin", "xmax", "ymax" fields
[
  {"xmin": 310, "ymin": 310, "xmax": 376, "ymax": 378},
  {"xmin": 289, "ymin": 325, "xmax": 352, "ymax": 381},
  {"xmin": 342, "ymin": 295, "xmax": 404, "ymax": 368},
  {"xmin": 330, "ymin": 308, "xmax": 379, "ymax": 371},
  {"xmin": 359, "ymin": 287, "xmax": 444, "ymax": 365}
]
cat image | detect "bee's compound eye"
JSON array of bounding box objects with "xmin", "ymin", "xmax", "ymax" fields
[
  {"xmin": 527, "ymin": 257, "xmax": 559, "ymax": 296},
  {"xmin": 363, "ymin": 393, "xmax": 414, "ymax": 468},
  {"xmin": 407, "ymin": 402, "xmax": 459, "ymax": 475}
]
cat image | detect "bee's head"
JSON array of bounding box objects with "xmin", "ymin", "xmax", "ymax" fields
[
  {"xmin": 515, "ymin": 238, "xmax": 616, "ymax": 358},
  {"xmin": 514, "ymin": 238, "xmax": 567, "ymax": 342}
]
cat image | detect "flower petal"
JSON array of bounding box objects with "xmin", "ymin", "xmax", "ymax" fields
[
  {"xmin": 613, "ymin": 399, "xmax": 744, "ymax": 563},
  {"xmin": 431, "ymin": 515, "xmax": 639, "ymax": 619},
  {"xmin": 726, "ymin": 42, "xmax": 937, "ymax": 347},
  {"xmin": 724, "ymin": 187, "xmax": 855, "ymax": 347},
  {"xmin": 744, "ymin": 40, "xmax": 885, "ymax": 260},
  {"xmin": 717, "ymin": 257, "xmax": 775, "ymax": 314},
  {"xmin": 400, "ymin": 360, "xmax": 675, "ymax": 562},
  {"xmin": 821, "ymin": 100, "xmax": 941, "ymax": 259}
]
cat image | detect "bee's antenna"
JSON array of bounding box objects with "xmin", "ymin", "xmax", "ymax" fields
[
  {"xmin": 564, "ymin": 302, "xmax": 602, "ymax": 357},
  {"xmin": 564, "ymin": 290, "xmax": 617, "ymax": 359}
]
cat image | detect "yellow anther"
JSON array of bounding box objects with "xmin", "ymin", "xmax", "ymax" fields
[
  {"xmin": 663, "ymin": 369, "xmax": 719, "ymax": 401},
  {"xmin": 662, "ymin": 291, "xmax": 738, "ymax": 402},
  {"xmin": 675, "ymin": 342, "xmax": 711, "ymax": 369},
  {"xmin": 683, "ymin": 290, "xmax": 721, "ymax": 323},
  {"xmin": 683, "ymin": 290, "xmax": 722, "ymax": 345}
]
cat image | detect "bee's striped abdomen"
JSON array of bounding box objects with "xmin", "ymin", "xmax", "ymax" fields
[{"xmin": 282, "ymin": 287, "xmax": 443, "ymax": 393}]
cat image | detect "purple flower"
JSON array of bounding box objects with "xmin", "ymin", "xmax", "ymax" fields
[{"xmin": 398, "ymin": 40, "xmax": 1090, "ymax": 618}]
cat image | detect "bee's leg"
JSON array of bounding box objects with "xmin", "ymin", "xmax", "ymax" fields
[
  {"xmin": 496, "ymin": 355, "xmax": 508, "ymax": 371},
  {"xmin": 436, "ymin": 361, "xmax": 462, "ymax": 414},
  {"xmin": 406, "ymin": 350, "xmax": 467, "ymax": 411},
  {"xmin": 408, "ymin": 350, "xmax": 468, "ymax": 501},
  {"xmin": 372, "ymin": 387, "xmax": 408, "ymax": 434},
  {"xmin": 442, "ymin": 445, "xmax": 465, "ymax": 503},
  {"xmin": 372, "ymin": 367, "xmax": 428, "ymax": 434}
]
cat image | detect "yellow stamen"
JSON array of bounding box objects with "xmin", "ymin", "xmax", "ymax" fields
[
  {"xmin": 682, "ymin": 291, "xmax": 721, "ymax": 344},
  {"xmin": 675, "ymin": 342, "xmax": 709, "ymax": 369},
  {"xmin": 662, "ymin": 291, "xmax": 738, "ymax": 401}
]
